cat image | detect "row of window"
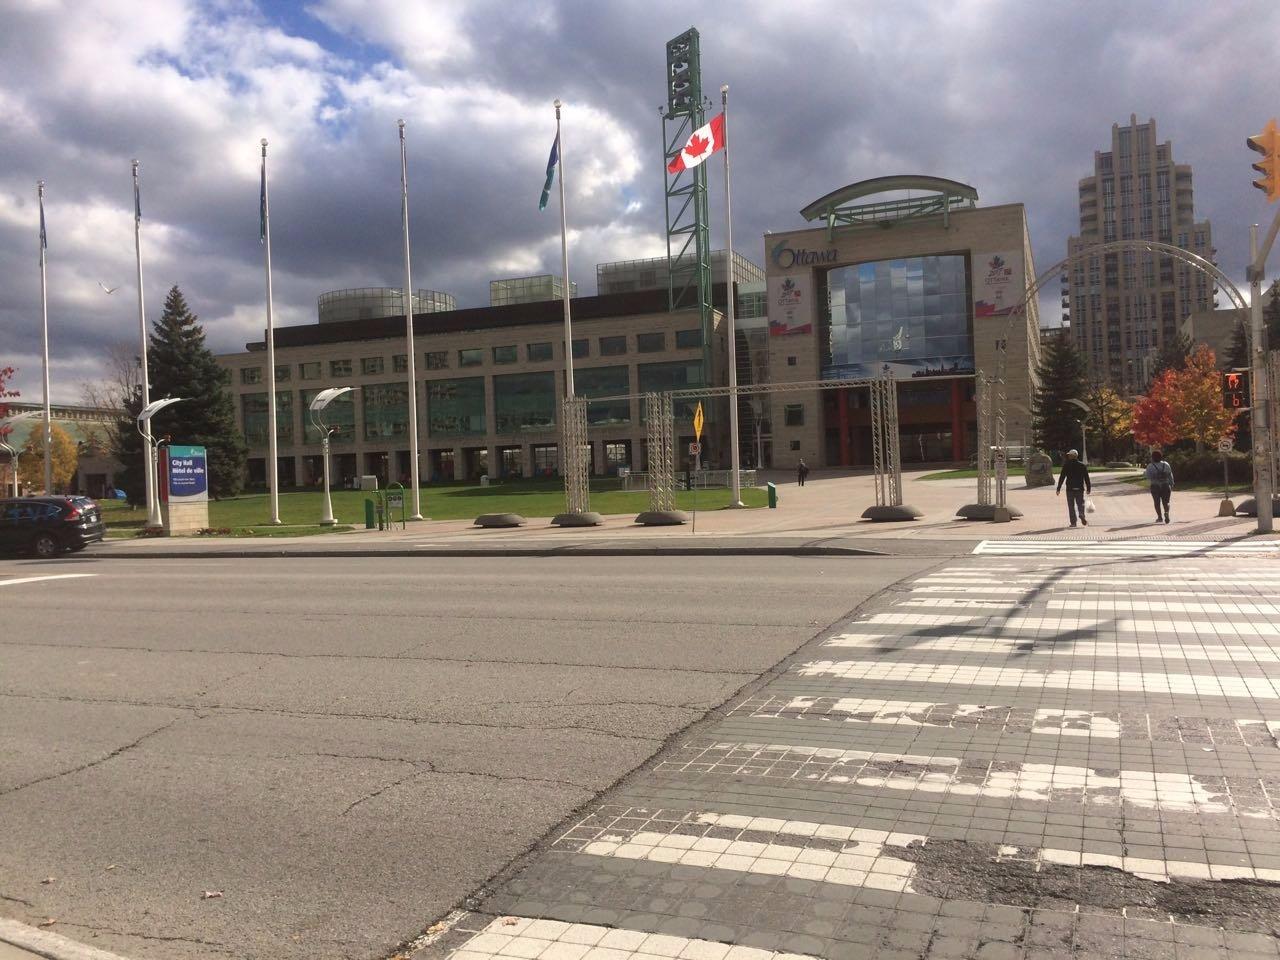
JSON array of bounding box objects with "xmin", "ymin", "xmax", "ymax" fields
[
  {"xmin": 238, "ymin": 329, "xmax": 705, "ymax": 385},
  {"xmin": 240, "ymin": 360, "xmax": 707, "ymax": 446}
]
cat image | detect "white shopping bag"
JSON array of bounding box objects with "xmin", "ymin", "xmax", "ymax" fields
[{"xmin": 1085, "ymin": 498, "xmax": 1096, "ymax": 513}]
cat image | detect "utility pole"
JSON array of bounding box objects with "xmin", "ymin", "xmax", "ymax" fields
[{"xmin": 1246, "ymin": 119, "xmax": 1280, "ymax": 533}]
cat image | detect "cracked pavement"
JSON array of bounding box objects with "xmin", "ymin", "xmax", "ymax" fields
[{"xmin": 0, "ymin": 554, "xmax": 932, "ymax": 960}]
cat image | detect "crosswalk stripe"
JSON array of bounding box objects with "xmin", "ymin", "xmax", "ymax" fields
[
  {"xmin": 0, "ymin": 573, "xmax": 96, "ymax": 587},
  {"xmin": 974, "ymin": 539, "xmax": 1280, "ymax": 556},
  {"xmin": 795, "ymin": 659, "xmax": 1280, "ymax": 699},
  {"xmin": 823, "ymin": 632, "xmax": 1280, "ymax": 663},
  {"xmin": 864, "ymin": 611, "xmax": 1280, "ymax": 636},
  {"xmin": 1050, "ymin": 598, "xmax": 1280, "ymax": 615}
]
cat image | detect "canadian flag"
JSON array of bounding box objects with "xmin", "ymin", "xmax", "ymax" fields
[{"xmin": 667, "ymin": 113, "xmax": 725, "ymax": 174}]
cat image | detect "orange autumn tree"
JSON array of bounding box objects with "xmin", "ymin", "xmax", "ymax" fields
[
  {"xmin": 1168, "ymin": 345, "xmax": 1237, "ymax": 452},
  {"xmin": 1131, "ymin": 369, "xmax": 1178, "ymax": 449}
]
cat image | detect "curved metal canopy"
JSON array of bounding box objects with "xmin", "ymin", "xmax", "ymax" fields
[{"xmin": 800, "ymin": 176, "xmax": 979, "ymax": 222}]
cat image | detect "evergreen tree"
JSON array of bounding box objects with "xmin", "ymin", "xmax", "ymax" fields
[
  {"xmin": 1152, "ymin": 331, "xmax": 1195, "ymax": 379},
  {"xmin": 1032, "ymin": 336, "xmax": 1089, "ymax": 456},
  {"xmin": 112, "ymin": 382, "xmax": 147, "ymax": 506},
  {"xmin": 142, "ymin": 286, "xmax": 246, "ymax": 499}
]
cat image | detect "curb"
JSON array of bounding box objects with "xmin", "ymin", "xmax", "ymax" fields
[
  {"xmin": 0, "ymin": 919, "xmax": 134, "ymax": 960},
  {"xmin": 88, "ymin": 545, "xmax": 886, "ymax": 560}
]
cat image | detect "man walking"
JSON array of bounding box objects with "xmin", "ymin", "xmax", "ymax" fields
[
  {"xmin": 1055, "ymin": 449, "xmax": 1091, "ymax": 527},
  {"xmin": 1145, "ymin": 450, "xmax": 1174, "ymax": 524},
  {"xmin": 797, "ymin": 459, "xmax": 809, "ymax": 487}
]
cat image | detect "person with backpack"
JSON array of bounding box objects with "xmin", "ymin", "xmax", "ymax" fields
[
  {"xmin": 1145, "ymin": 450, "xmax": 1174, "ymax": 524},
  {"xmin": 1055, "ymin": 449, "xmax": 1092, "ymax": 527},
  {"xmin": 797, "ymin": 459, "xmax": 809, "ymax": 486}
]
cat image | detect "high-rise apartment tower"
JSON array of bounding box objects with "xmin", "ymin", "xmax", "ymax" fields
[{"xmin": 1065, "ymin": 115, "xmax": 1214, "ymax": 392}]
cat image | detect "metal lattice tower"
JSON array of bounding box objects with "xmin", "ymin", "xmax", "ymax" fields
[
  {"xmin": 662, "ymin": 29, "xmax": 712, "ymax": 364},
  {"xmin": 868, "ymin": 377, "xmax": 904, "ymax": 508},
  {"xmin": 869, "ymin": 378, "xmax": 886, "ymax": 506},
  {"xmin": 645, "ymin": 392, "xmax": 676, "ymax": 512},
  {"xmin": 975, "ymin": 370, "xmax": 991, "ymax": 507},
  {"xmin": 560, "ymin": 396, "xmax": 591, "ymax": 514},
  {"xmin": 994, "ymin": 347, "xmax": 1009, "ymax": 509}
]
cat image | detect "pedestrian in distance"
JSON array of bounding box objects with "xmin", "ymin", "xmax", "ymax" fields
[
  {"xmin": 797, "ymin": 459, "xmax": 809, "ymax": 487},
  {"xmin": 1145, "ymin": 449, "xmax": 1174, "ymax": 524},
  {"xmin": 1055, "ymin": 449, "xmax": 1091, "ymax": 527}
]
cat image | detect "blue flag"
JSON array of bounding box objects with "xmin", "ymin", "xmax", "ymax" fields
[
  {"xmin": 259, "ymin": 158, "xmax": 267, "ymax": 243},
  {"xmin": 538, "ymin": 134, "xmax": 559, "ymax": 211}
]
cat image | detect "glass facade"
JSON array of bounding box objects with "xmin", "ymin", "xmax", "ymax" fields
[
  {"xmin": 459, "ymin": 348, "xmax": 483, "ymax": 367},
  {"xmin": 362, "ymin": 383, "xmax": 409, "ymax": 441},
  {"xmin": 494, "ymin": 372, "xmax": 556, "ymax": 434},
  {"xmin": 241, "ymin": 391, "xmax": 293, "ymax": 446},
  {"xmin": 300, "ymin": 387, "xmax": 355, "ymax": 443},
  {"xmin": 600, "ymin": 335, "xmax": 626, "ymax": 356},
  {"xmin": 823, "ymin": 255, "xmax": 972, "ymax": 380},
  {"xmin": 317, "ymin": 287, "xmax": 455, "ymax": 324},
  {"xmin": 637, "ymin": 332, "xmax": 665, "ymax": 353},
  {"xmin": 299, "ymin": 361, "xmax": 321, "ymax": 380},
  {"xmin": 493, "ymin": 345, "xmax": 518, "ymax": 364},
  {"xmin": 576, "ymin": 366, "xmax": 630, "ymax": 426},
  {"xmin": 638, "ymin": 360, "xmax": 704, "ymax": 419},
  {"xmin": 428, "ymin": 377, "xmax": 486, "ymax": 437},
  {"xmin": 527, "ymin": 342, "xmax": 553, "ymax": 362}
]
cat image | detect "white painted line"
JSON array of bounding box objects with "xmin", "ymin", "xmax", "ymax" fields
[
  {"xmin": 1050, "ymin": 598, "xmax": 1280, "ymax": 616},
  {"xmin": 451, "ymin": 916, "xmax": 827, "ymax": 960},
  {"xmin": 974, "ymin": 540, "xmax": 1280, "ymax": 557},
  {"xmin": 795, "ymin": 659, "xmax": 1280, "ymax": 699},
  {"xmin": 863, "ymin": 611, "xmax": 1280, "ymax": 636},
  {"xmin": 0, "ymin": 917, "xmax": 133, "ymax": 960},
  {"xmin": 662, "ymin": 742, "xmax": 1276, "ymax": 817},
  {"xmin": 824, "ymin": 632, "xmax": 1280, "ymax": 663},
  {"xmin": 0, "ymin": 573, "xmax": 96, "ymax": 587}
]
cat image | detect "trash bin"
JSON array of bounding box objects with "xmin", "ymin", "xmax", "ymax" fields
[
  {"xmin": 480, "ymin": 474, "xmax": 489, "ymax": 487},
  {"xmin": 364, "ymin": 498, "xmax": 375, "ymax": 529},
  {"xmin": 767, "ymin": 481, "xmax": 778, "ymax": 509}
]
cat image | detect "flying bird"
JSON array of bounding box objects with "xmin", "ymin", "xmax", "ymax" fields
[{"xmin": 98, "ymin": 282, "xmax": 120, "ymax": 294}]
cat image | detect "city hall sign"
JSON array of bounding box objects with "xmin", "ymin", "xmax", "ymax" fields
[{"xmin": 770, "ymin": 241, "xmax": 839, "ymax": 269}]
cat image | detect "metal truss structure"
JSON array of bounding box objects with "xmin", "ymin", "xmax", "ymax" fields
[
  {"xmin": 993, "ymin": 347, "xmax": 1009, "ymax": 510},
  {"xmin": 644, "ymin": 392, "xmax": 676, "ymax": 513},
  {"xmin": 974, "ymin": 371, "xmax": 991, "ymax": 507},
  {"xmin": 867, "ymin": 377, "xmax": 905, "ymax": 508},
  {"xmin": 560, "ymin": 396, "xmax": 591, "ymax": 515}
]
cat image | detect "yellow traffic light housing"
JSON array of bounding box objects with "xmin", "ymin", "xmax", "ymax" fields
[{"xmin": 1248, "ymin": 118, "xmax": 1280, "ymax": 202}]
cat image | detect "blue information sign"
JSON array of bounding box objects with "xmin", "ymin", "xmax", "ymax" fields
[{"xmin": 167, "ymin": 445, "xmax": 208, "ymax": 500}]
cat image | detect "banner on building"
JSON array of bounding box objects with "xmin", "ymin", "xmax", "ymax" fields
[
  {"xmin": 973, "ymin": 250, "xmax": 1024, "ymax": 318},
  {"xmin": 767, "ymin": 275, "xmax": 813, "ymax": 336}
]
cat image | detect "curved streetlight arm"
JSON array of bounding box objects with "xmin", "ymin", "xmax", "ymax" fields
[
  {"xmin": 1065, "ymin": 398, "xmax": 1091, "ymax": 414},
  {"xmin": 136, "ymin": 397, "xmax": 186, "ymax": 440},
  {"xmin": 309, "ymin": 386, "xmax": 353, "ymax": 435}
]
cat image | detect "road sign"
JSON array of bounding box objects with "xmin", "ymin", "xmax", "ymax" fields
[
  {"xmin": 688, "ymin": 442, "xmax": 701, "ymax": 456},
  {"xmin": 1219, "ymin": 438, "xmax": 1234, "ymax": 454},
  {"xmin": 693, "ymin": 402, "xmax": 704, "ymax": 441}
]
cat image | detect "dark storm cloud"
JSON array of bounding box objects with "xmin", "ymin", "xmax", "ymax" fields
[{"xmin": 1, "ymin": 0, "xmax": 1276, "ymax": 402}]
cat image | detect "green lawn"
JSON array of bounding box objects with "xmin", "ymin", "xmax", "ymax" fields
[
  {"xmin": 919, "ymin": 468, "xmax": 983, "ymax": 480},
  {"xmin": 100, "ymin": 479, "xmax": 766, "ymax": 535},
  {"xmin": 1116, "ymin": 474, "xmax": 1251, "ymax": 494}
]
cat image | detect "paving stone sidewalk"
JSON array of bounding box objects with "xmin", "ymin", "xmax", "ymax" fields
[{"xmin": 411, "ymin": 543, "xmax": 1280, "ymax": 960}]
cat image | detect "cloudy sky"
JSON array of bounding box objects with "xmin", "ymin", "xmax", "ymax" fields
[{"xmin": 2, "ymin": 0, "xmax": 1276, "ymax": 403}]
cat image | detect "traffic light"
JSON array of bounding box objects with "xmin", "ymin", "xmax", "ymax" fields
[
  {"xmin": 1247, "ymin": 119, "xmax": 1280, "ymax": 202},
  {"xmin": 1223, "ymin": 370, "xmax": 1251, "ymax": 410}
]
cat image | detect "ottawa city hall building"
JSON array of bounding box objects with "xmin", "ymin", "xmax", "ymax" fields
[{"xmin": 216, "ymin": 177, "xmax": 1038, "ymax": 487}]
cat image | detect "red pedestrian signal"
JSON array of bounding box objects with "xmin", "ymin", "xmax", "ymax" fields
[{"xmin": 1223, "ymin": 370, "xmax": 1250, "ymax": 410}]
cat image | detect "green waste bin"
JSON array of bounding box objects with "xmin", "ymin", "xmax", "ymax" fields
[
  {"xmin": 767, "ymin": 482, "xmax": 778, "ymax": 509},
  {"xmin": 364, "ymin": 498, "xmax": 375, "ymax": 529}
]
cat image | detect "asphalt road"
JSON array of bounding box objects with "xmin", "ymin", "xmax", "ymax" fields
[{"xmin": 0, "ymin": 553, "xmax": 935, "ymax": 960}]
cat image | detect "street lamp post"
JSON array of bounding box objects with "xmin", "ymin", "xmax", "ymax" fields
[
  {"xmin": 1065, "ymin": 398, "xmax": 1091, "ymax": 463},
  {"xmin": 309, "ymin": 387, "xmax": 352, "ymax": 526},
  {"xmin": 136, "ymin": 398, "xmax": 185, "ymax": 524},
  {"xmin": 0, "ymin": 411, "xmax": 42, "ymax": 496}
]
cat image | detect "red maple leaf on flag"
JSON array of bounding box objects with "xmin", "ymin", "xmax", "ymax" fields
[{"xmin": 685, "ymin": 133, "xmax": 710, "ymax": 157}]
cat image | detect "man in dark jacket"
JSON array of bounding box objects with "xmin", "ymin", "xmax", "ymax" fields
[{"xmin": 1055, "ymin": 449, "xmax": 1092, "ymax": 527}]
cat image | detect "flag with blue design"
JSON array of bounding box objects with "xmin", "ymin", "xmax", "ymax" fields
[
  {"xmin": 259, "ymin": 157, "xmax": 267, "ymax": 243},
  {"xmin": 538, "ymin": 134, "xmax": 559, "ymax": 210}
]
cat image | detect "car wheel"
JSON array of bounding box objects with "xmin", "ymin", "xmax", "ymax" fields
[{"xmin": 31, "ymin": 532, "xmax": 61, "ymax": 559}]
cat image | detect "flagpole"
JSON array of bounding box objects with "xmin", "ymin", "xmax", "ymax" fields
[
  {"xmin": 133, "ymin": 160, "xmax": 159, "ymax": 528},
  {"xmin": 38, "ymin": 181, "xmax": 52, "ymax": 494},
  {"xmin": 398, "ymin": 119, "xmax": 423, "ymax": 520},
  {"xmin": 555, "ymin": 99, "xmax": 574, "ymax": 398},
  {"xmin": 721, "ymin": 86, "xmax": 742, "ymax": 506},
  {"xmin": 261, "ymin": 139, "xmax": 281, "ymax": 524}
]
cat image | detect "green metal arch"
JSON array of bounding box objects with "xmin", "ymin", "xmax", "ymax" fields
[{"xmin": 800, "ymin": 176, "xmax": 979, "ymax": 221}]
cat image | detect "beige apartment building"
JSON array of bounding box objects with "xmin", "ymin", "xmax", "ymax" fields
[{"xmin": 218, "ymin": 286, "xmax": 731, "ymax": 488}]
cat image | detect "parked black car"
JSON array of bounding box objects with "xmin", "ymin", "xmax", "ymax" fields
[{"xmin": 0, "ymin": 496, "xmax": 105, "ymax": 558}]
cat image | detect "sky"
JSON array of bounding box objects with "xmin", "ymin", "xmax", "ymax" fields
[{"xmin": 1, "ymin": 0, "xmax": 1277, "ymax": 404}]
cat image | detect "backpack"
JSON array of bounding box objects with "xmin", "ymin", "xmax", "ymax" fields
[{"xmin": 1151, "ymin": 461, "xmax": 1172, "ymax": 485}]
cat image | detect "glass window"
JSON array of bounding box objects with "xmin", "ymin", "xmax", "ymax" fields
[
  {"xmin": 675, "ymin": 329, "xmax": 702, "ymax": 349},
  {"xmin": 459, "ymin": 348, "xmax": 483, "ymax": 367},
  {"xmin": 638, "ymin": 360, "xmax": 704, "ymax": 420},
  {"xmin": 241, "ymin": 367, "xmax": 262, "ymax": 385},
  {"xmin": 362, "ymin": 382, "xmax": 409, "ymax": 441},
  {"xmin": 790, "ymin": 440, "xmax": 801, "ymax": 451},
  {"xmin": 299, "ymin": 361, "xmax": 321, "ymax": 380},
  {"xmin": 493, "ymin": 345, "xmax": 518, "ymax": 364},
  {"xmin": 428, "ymin": 378, "xmax": 486, "ymax": 437},
  {"xmin": 361, "ymin": 356, "xmax": 385, "ymax": 375},
  {"xmin": 241, "ymin": 391, "xmax": 292, "ymax": 445},
  {"xmin": 600, "ymin": 335, "xmax": 627, "ymax": 356},
  {"xmin": 527, "ymin": 342, "xmax": 553, "ymax": 362},
  {"xmin": 784, "ymin": 404, "xmax": 804, "ymax": 426},
  {"xmin": 330, "ymin": 359, "xmax": 352, "ymax": 377},
  {"xmin": 637, "ymin": 332, "xmax": 665, "ymax": 353},
  {"xmin": 425, "ymin": 351, "xmax": 449, "ymax": 370},
  {"xmin": 822, "ymin": 255, "xmax": 972, "ymax": 380},
  {"xmin": 787, "ymin": 356, "xmax": 797, "ymax": 366},
  {"xmin": 572, "ymin": 339, "xmax": 589, "ymax": 359},
  {"xmin": 274, "ymin": 364, "xmax": 290, "ymax": 382},
  {"xmin": 494, "ymin": 372, "xmax": 556, "ymax": 434},
  {"xmin": 393, "ymin": 354, "xmax": 408, "ymax": 373},
  {"xmin": 576, "ymin": 366, "xmax": 630, "ymax": 426},
  {"xmin": 300, "ymin": 388, "xmax": 355, "ymax": 443}
]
